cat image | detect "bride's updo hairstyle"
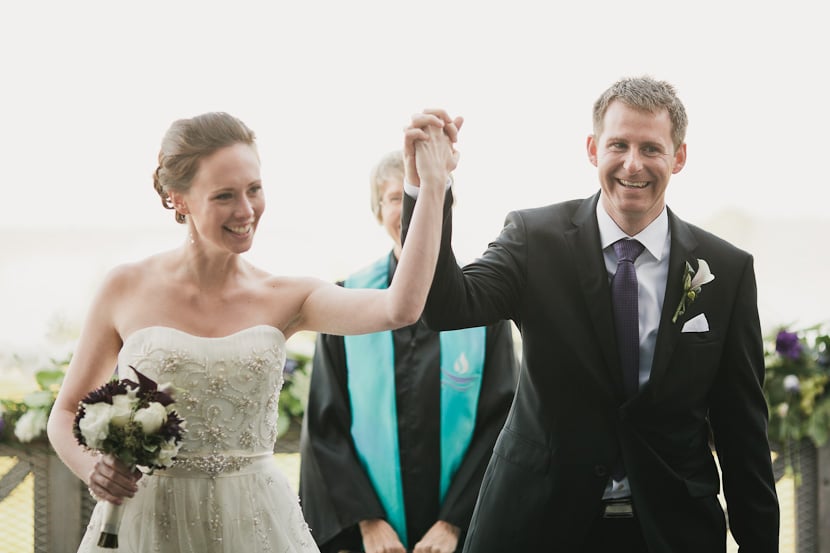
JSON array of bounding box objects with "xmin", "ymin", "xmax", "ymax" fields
[{"xmin": 153, "ymin": 112, "xmax": 257, "ymax": 224}]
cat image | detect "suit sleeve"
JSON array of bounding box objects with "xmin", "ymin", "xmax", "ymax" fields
[
  {"xmin": 402, "ymin": 189, "xmax": 527, "ymax": 331},
  {"xmin": 437, "ymin": 319, "xmax": 518, "ymax": 531},
  {"xmin": 299, "ymin": 331, "xmax": 387, "ymax": 547},
  {"xmin": 707, "ymin": 255, "xmax": 780, "ymax": 552}
]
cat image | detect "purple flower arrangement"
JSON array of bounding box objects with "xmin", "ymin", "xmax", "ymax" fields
[
  {"xmin": 73, "ymin": 366, "xmax": 185, "ymax": 471},
  {"xmin": 764, "ymin": 325, "xmax": 830, "ymax": 455}
]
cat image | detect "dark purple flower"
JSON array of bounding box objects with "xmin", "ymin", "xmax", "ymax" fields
[
  {"xmin": 159, "ymin": 411, "xmax": 186, "ymax": 442},
  {"xmin": 72, "ymin": 404, "xmax": 87, "ymax": 445},
  {"xmin": 775, "ymin": 330, "xmax": 803, "ymax": 360},
  {"xmin": 126, "ymin": 366, "xmax": 176, "ymax": 408},
  {"xmin": 131, "ymin": 366, "xmax": 157, "ymax": 392},
  {"xmin": 82, "ymin": 380, "xmax": 135, "ymax": 405}
]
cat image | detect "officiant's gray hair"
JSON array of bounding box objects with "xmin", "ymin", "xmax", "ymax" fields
[
  {"xmin": 592, "ymin": 76, "xmax": 688, "ymax": 151},
  {"xmin": 153, "ymin": 112, "xmax": 257, "ymax": 224},
  {"xmin": 369, "ymin": 150, "xmax": 454, "ymax": 225},
  {"xmin": 370, "ymin": 150, "xmax": 405, "ymax": 223}
]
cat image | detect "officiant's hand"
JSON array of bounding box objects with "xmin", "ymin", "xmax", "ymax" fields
[
  {"xmin": 413, "ymin": 520, "xmax": 459, "ymax": 553},
  {"xmin": 358, "ymin": 518, "xmax": 406, "ymax": 553}
]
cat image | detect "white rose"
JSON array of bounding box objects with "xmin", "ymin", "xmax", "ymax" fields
[
  {"xmin": 156, "ymin": 438, "xmax": 180, "ymax": 467},
  {"xmin": 133, "ymin": 402, "xmax": 168, "ymax": 434},
  {"xmin": 79, "ymin": 402, "xmax": 114, "ymax": 448},
  {"xmin": 14, "ymin": 409, "xmax": 49, "ymax": 443},
  {"xmin": 109, "ymin": 395, "xmax": 135, "ymax": 428}
]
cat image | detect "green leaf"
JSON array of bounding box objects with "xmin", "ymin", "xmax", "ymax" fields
[
  {"xmin": 276, "ymin": 412, "xmax": 290, "ymax": 437},
  {"xmin": 35, "ymin": 369, "xmax": 66, "ymax": 391},
  {"xmin": 806, "ymin": 400, "xmax": 830, "ymax": 446}
]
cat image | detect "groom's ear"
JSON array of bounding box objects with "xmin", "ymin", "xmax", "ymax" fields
[
  {"xmin": 671, "ymin": 143, "xmax": 687, "ymax": 174},
  {"xmin": 586, "ymin": 135, "xmax": 599, "ymax": 167}
]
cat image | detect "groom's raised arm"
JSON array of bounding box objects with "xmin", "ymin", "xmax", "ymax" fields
[{"xmin": 401, "ymin": 110, "xmax": 522, "ymax": 332}]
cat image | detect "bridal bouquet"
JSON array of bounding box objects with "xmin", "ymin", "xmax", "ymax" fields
[{"xmin": 73, "ymin": 366, "xmax": 185, "ymax": 548}]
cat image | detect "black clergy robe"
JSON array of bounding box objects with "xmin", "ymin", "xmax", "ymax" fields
[{"xmin": 299, "ymin": 254, "xmax": 517, "ymax": 553}]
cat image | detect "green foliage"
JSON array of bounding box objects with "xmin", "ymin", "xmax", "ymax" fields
[
  {"xmin": 0, "ymin": 355, "xmax": 70, "ymax": 444},
  {"xmin": 277, "ymin": 349, "xmax": 312, "ymax": 437}
]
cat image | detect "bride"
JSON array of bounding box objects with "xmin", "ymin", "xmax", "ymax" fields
[{"xmin": 46, "ymin": 110, "xmax": 460, "ymax": 552}]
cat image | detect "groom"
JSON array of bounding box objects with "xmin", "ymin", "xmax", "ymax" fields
[{"xmin": 402, "ymin": 76, "xmax": 779, "ymax": 552}]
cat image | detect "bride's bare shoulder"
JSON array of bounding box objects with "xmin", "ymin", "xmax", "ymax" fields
[{"xmin": 99, "ymin": 250, "xmax": 180, "ymax": 290}]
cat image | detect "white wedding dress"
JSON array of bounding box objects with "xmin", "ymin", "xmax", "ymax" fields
[{"xmin": 78, "ymin": 325, "xmax": 319, "ymax": 553}]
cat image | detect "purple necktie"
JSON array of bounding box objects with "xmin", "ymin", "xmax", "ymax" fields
[
  {"xmin": 611, "ymin": 239, "xmax": 645, "ymax": 482},
  {"xmin": 612, "ymin": 238, "xmax": 645, "ymax": 400}
]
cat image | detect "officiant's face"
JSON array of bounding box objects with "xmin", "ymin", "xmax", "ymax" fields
[
  {"xmin": 379, "ymin": 177, "xmax": 404, "ymax": 256},
  {"xmin": 178, "ymin": 143, "xmax": 264, "ymax": 254},
  {"xmin": 588, "ymin": 101, "xmax": 686, "ymax": 234}
]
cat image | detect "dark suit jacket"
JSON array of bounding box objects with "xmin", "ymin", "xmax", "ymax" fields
[{"xmin": 403, "ymin": 190, "xmax": 779, "ymax": 553}]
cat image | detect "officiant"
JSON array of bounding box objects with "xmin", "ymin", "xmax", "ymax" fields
[{"xmin": 299, "ymin": 150, "xmax": 517, "ymax": 553}]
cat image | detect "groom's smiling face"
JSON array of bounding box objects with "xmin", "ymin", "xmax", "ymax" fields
[{"xmin": 587, "ymin": 100, "xmax": 686, "ymax": 235}]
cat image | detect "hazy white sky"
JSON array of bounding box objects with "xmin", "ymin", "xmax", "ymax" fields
[{"xmin": 1, "ymin": 1, "xmax": 827, "ymax": 357}]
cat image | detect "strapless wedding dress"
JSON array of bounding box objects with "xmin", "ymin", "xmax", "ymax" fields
[{"xmin": 77, "ymin": 325, "xmax": 319, "ymax": 552}]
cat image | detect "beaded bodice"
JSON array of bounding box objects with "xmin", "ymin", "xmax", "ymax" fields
[{"xmin": 117, "ymin": 325, "xmax": 286, "ymax": 457}]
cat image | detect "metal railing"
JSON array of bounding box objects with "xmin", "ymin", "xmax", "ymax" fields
[
  {"xmin": 0, "ymin": 442, "xmax": 95, "ymax": 553},
  {"xmin": 2, "ymin": 440, "xmax": 827, "ymax": 552}
]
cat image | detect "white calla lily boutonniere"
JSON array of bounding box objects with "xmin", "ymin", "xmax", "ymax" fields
[{"xmin": 672, "ymin": 259, "xmax": 715, "ymax": 324}]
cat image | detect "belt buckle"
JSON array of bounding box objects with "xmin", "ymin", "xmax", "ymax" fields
[{"xmin": 602, "ymin": 498, "xmax": 634, "ymax": 519}]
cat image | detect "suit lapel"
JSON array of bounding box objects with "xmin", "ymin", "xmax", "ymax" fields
[
  {"xmin": 564, "ymin": 193, "xmax": 623, "ymax": 401},
  {"xmin": 646, "ymin": 209, "xmax": 699, "ymax": 390}
]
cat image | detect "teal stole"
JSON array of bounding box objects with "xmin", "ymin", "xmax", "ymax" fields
[{"xmin": 344, "ymin": 254, "xmax": 486, "ymax": 547}]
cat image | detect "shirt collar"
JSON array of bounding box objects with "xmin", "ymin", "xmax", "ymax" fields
[{"xmin": 596, "ymin": 202, "xmax": 669, "ymax": 261}]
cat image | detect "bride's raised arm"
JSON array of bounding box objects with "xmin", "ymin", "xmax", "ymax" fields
[{"xmin": 293, "ymin": 113, "xmax": 460, "ymax": 336}]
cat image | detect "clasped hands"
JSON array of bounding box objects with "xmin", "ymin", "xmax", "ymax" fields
[
  {"xmin": 404, "ymin": 109, "xmax": 464, "ymax": 191},
  {"xmin": 359, "ymin": 518, "xmax": 460, "ymax": 553}
]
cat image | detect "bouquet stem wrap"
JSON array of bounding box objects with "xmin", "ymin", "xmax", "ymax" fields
[{"xmin": 97, "ymin": 500, "xmax": 126, "ymax": 548}]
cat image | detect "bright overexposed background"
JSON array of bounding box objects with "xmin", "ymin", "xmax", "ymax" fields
[{"xmin": 1, "ymin": 0, "xmax": 827, "ymax": 367}]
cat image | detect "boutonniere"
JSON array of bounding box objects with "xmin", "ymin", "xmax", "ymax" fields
[{"xmin": 672, "ymin": 259, "xmax": 715, "ymax": 323}]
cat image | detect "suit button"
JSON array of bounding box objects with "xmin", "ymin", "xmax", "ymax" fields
[{"xmin": 594, "ymin": 465, "xmax": 608, "ymax": 477}]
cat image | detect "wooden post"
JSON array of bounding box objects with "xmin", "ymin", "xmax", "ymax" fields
[
  {"xmin": 819, "ymin": 442, "xmax": 830, "ymax": 553},
  {"xmin": 46, "ymin": 451, "xmax": 83, "ymax": 553}
]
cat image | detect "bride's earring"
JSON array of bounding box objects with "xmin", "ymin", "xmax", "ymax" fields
[{"xmin": 174, "ymin": 200, "xmax": 190, "ymax": 226}]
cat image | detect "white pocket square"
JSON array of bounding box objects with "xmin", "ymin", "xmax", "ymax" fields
[{"xmin": 681, "ymin": 313, "xmax": 709, "ymax": 333}]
